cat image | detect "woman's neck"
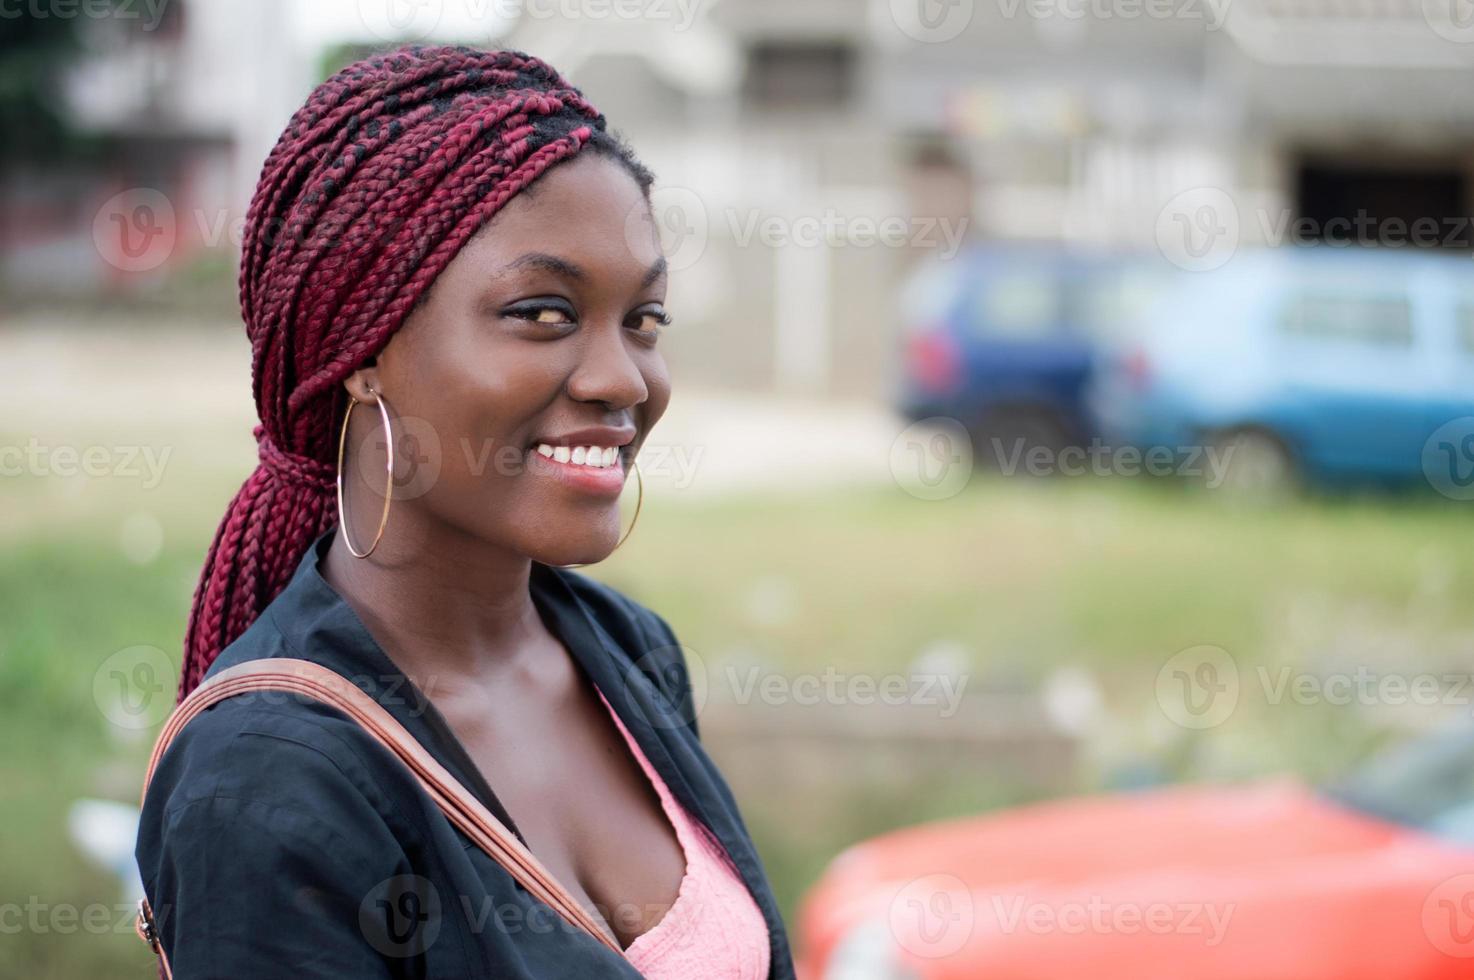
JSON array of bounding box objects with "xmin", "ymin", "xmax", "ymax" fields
[{"xmin": 317, "ymin": 513, "xmax": 551, "ymax": 686}]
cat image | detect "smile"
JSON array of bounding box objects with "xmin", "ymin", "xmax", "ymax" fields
[{"xmin": 532, "ymin": 443, "xmax": 622, "ymax": 468}]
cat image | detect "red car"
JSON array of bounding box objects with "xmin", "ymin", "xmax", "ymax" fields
[{"xmin": 797, "ymin": 736, "xmax": 1474, "ymax": 980}]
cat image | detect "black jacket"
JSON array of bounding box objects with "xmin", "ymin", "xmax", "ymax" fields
[{"xmin": 134, "ymin": 526, "xmax": 795, "ymax": 978}]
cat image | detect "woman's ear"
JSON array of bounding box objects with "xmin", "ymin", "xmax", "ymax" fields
[{"xmin": 343, "ymin": 359, "xmax": 381, "ymax": 403}]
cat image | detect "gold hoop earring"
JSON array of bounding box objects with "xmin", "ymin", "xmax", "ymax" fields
[
  {"xmin": 557, "ymin": 456, "xmax": 643, "ymax": 569},
  {"xmin": 336, "ymin": 386, "xmax": 395, "ymax": 559}
]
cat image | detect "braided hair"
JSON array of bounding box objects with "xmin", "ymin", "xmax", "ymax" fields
[{"xmin": 178, "ymin": 44, "xmax": 655, "ymax": 702}]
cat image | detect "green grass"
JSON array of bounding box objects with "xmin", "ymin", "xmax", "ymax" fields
[
  {"xmin": 606, "ymin": 477, "xmax": 1474, "ymax": 690},
  {"xmin": 4, "ymin": 465, "xmax": 1472, "ymax": 975}
]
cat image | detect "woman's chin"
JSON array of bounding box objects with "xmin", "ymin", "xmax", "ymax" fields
[{"xmin": 531, "ymin": 531, "xmax": 621, "ymax": 568}]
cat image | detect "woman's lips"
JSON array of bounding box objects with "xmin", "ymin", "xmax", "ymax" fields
[{"xmin": 525, "ymin": 445, "xmax": 627, "ymax": 498}]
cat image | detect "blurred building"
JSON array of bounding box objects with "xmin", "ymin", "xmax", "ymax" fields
[
  {"xmin": 506, "ymin": 0, "xmax": 1474, "ymax": 397},
  {"xmin": 2, "ymin": 0, "xmax": 310, "ymax": 296}
]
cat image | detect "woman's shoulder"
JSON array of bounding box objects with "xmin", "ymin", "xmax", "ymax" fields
[
  {"xmin": 132, "ymin": 684, "xmax": 414, "ymax": 931},
  {"xmin": 137, "ymin": 666, "xmax": 409, "ymax": 834},
  {"xmin": 132, "ymin": 681, "xmax": 419, "ymax": 974},
  {"xmin": 139, "ymin": 607, "xmax": 420, "ymax": 844}
]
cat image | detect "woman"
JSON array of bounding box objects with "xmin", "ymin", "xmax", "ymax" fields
[{"xmin": 134, "ymin": 44, "xmax": 793, "ymax": 978}]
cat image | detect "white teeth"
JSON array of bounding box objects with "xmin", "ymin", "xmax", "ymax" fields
[{"xmin": 533, "ymin": 443, "xmax": 623, "ymax": 469}]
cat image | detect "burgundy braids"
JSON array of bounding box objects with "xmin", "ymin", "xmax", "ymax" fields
[{"xmin": 178, "ymin": 44, "xmax": 652, "ymax": 702}]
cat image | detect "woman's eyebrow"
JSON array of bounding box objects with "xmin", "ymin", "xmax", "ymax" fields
[
  {"xmin": 640, "ymin": 256, "xmax": 667, "ymax": 289},
  {"xmin": 499, "ymin": 252, "xmax": 668, "ymax": 289},
  {"xmin": 503, "ymin": 252, "xmax": 585, "ymax": 281}
]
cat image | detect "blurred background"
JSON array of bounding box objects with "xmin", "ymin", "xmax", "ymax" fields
[{"xmin": 5, "ymin": 1, "xmax": 1474, "ymax": 977}]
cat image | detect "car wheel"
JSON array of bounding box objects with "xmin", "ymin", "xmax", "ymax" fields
[{"xmin": 1205, "ymin": 427, "xmax": 1299, "ymax": 500}]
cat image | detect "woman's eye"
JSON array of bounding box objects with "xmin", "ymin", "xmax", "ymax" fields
[
  {"xmin": 505, "ymin": 301, "xmax": 575, "ymax": 326},
  {"xmin": 630, "ymin": 309, "xmax": 672, "ymax": 335}
]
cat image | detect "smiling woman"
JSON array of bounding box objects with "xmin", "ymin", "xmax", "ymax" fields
[{"xmin": 132, "ymin": 44, "xmax": 791, "ymax": 979}]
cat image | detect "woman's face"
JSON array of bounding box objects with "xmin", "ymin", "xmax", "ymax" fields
[{"xmin": 345, "ymin": 151, "xmax": 671, "ymax": 567}]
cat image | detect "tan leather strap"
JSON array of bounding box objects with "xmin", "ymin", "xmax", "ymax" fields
[
  {"xmin": 136, "ymin": 658, "xmax": 625, "ymax": 973},
  {"xmin": 135, "ymin": 894, "xmax": 171, "ymax": 979}
]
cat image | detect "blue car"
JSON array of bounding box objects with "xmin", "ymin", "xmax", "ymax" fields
[
  {"xmin": 896, "ymin": 242, "xmax": 1166, "ymax": 461},
  {"xmin": 1086, "ymin": 246, "xmax": 1474, "ymax": 491}
]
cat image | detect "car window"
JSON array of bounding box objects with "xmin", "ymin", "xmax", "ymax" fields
[
  {"xmin": 1275, "ymin": 292, "xmax": 1413, "ymax": 348},
  {"xmin": 970, "ymin": 270, "xmax": 1061, "ymax": 339},
  {"xmin": 1072, "ymin": 266, "xmax": 1174, "ymax": 345}
]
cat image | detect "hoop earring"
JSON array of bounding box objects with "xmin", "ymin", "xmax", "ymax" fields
[
  {"xmin": 336, "ymin": 386, "xmax": 395, "ymax": 559},
  {"xmin": 557, "ymin": 456, "xmax": 643, "ymax": 569}
]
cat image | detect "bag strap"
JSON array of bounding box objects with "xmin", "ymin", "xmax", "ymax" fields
[{"xmin": 135, "ymin": 658, "xmax": 625, "ymax": 976}]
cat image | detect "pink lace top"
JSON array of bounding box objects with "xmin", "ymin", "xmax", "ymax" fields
[{"xmin": 595, "ymin": 690, "xmax": 771, "ymax": 979}]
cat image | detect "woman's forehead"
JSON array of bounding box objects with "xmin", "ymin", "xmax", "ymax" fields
[{"xmin": 461, "ymin": 155, "xmax": 663, "ymax": 281}]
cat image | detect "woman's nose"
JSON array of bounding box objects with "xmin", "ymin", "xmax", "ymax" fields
[{"xmin": 565, "ymin": 320, "xmax": 650, "ymax": 409}]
